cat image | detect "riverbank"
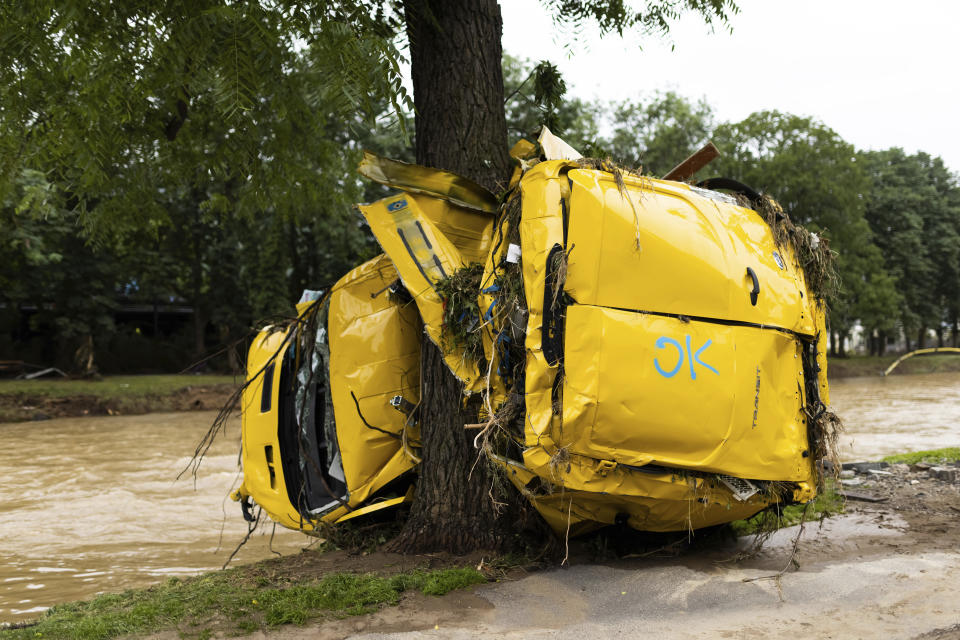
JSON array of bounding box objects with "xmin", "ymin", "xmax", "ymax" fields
[
  {"xmin": 3, "ymin": 454, "xmax": 957, "ymax": 639},
  {"xmin": 828, "ymin": 353, "xmax": 960, "ymax": 378},
  {"xmin": 1, "ymin": 356, "xmax": 957, "ymax": 423},
  {"xmin": 0, "ymin": 551, "xmax": 489, "ymax": 640},
  {"xmin": 0, "ymin": 375, "xmax": 239, "ymax": 423}
]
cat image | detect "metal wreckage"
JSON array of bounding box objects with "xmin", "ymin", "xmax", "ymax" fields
[{"xmin": 230, "ymin": 129, "xmax": 841, "ymax": 538}]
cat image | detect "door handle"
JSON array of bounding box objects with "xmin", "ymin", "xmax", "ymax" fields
[{"xmin": 746, "ymin": 267, "xmax": 760, "ymax": 306}]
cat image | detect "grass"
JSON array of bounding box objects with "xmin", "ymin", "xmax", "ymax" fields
[
  {"xmin": 882, "ymin": 447, "xmax": 960, "ymax": 465},
  {"xmin": 828, "ymin": 354, "xmax": 960, "ymax": 379},
  {"xmin": 0, "ymin": 374, "xmax": 240, "ymax": 422},
  {"xmin": 730, "ymin": 482, "xmax": 845, "ymax": 537},
  {"xmin": 0, "ymin": 566, "xmax": 486, "ymax": 640},
  {"xmin": 0, "ymin": 375, "xmax": 238, "ymax": 398}
]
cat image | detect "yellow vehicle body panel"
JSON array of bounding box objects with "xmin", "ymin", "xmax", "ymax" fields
[
  {"xmin": 498, "ymin": 457, "xmax": 771, "ymax": 534},
  {"xmin": 513, "ymin": 161, "xmax": 821, "ymax": 531},
  {"xmin": 234, "ymin": 254, "xmax": 421, "ymax": 530},
  {"xmin": 358, "ymin": 194, "xmax": 488, "ymax": 392},
  {"xmin": 235, "ymin": 150, "xmax": 833, "ymax": 537},
  {"xmin": 564, "ymin": 169, "xmax": 815, "ymax": 336},
  {"xmin": 357, "ymin": 150, "xmax": 499, "ymax": 214},
  {"xmin": 559, "ymin": 306, "xmax": 810, "ymax": 481},
  {"xmin": 236, "ymin": 328, "xmax": 307, "ymax": 531},
  {"xmin": 324, "ymin": 254, "xmax": 421, "ymax": 519},
  {"xmin": 517, "ymin": 161, "xmax": 572, "ymax": 443}
]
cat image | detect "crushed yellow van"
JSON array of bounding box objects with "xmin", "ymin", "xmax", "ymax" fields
[{"xmin": 231, "ymin": 132, "xmax": 836, "ymax": 536}]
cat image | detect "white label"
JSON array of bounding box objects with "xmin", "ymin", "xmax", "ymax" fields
[{"xmin": 506, "ymin": 243, "xmax": 521, "ymax": 264}]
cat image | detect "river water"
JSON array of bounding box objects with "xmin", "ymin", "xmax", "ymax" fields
[
  {"xmin": 830, "ymin": 371, "xmax": 960, "ymax": 461},
  {"xmin": 0, "ymin": 411, "xmax": 310, "ymax": 623},
  {"xmin": 1, "ymin": 372, "xmax": 958, "ymax": 623}
]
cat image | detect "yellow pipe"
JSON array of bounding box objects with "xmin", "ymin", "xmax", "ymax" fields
[{"xmin": 883, "ymin": 347, "xmax": 960, "ymax": 376}]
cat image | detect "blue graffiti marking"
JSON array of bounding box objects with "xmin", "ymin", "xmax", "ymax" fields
[
  {"xmin": 653, "ymin": 336, "xmax": 684, "ymax": 378},
  {"xmin": 655, "ymin": 335, "xmax": 719, "ymax": 380},
  {"xmin": 387, "ymin": 199, "xmax": 408, "ymax": 212},
  {"xmin": 693, "ymin": 339, "xmax": 719, "ymax": 376},
  {"xmin": 685, "ymin": 335, "xmax": 697, "ymax": 380}
]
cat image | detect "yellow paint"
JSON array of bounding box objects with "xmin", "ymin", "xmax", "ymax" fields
[
  {"xmin": 233, "ymin": 255, "xmax": 421, "ymax": 531},
  {"xmin": 335, "ymin": 490, "xmax": 414, "ymax": 524},
  {"xmin": 357, "ymin": 151, "xmax": 497, "ymax": 214},
  {"xmin": 882, "ymin": 346, "xmax": 960, "ymax": 376},
  {"xmin": 516, "ymin": 161, "xmax": 820, "ymax": 531},
  {"xmin": 235, "ymin": 148, "xmax": 833, "ymax": 536},
  {"xmin": 233, "ymin": 326, "xmax": 309, "ymax": 531},
  {"xmin": 358, "ymin": 195, "xmax": 484, "ymax": 392}
]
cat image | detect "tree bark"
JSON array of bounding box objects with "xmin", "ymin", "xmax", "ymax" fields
[
  {"xmin": 403, "ymin": 0, "xmax": 512, "ymax": 193},
  {"xmin": 389, "ymin": 340, "xmax": 515, "ymax": 553},
  {"xmin": 389, "ymin": 0, "xmax": 554, "ymax": 554}
]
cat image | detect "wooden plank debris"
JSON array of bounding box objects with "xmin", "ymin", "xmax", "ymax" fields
[
  {"xmin": 662, "ymin": 142, "xmax": 720, "ymax": 182},
  {"xmin": 839, "ymin": 491, "xmax": 888, "ymax": 503}
]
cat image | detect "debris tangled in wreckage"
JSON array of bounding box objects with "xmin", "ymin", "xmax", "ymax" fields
[{"xmin": 192, "ymin": 129, "xmax": 843, "ymax": 560}]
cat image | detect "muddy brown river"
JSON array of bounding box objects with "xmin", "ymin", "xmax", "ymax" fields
[
  {"xmin": 0, "ymin": 411, "xmax": 309, "ymax": 623},
  {"xmin": 1, "ymin": 372, "xmax": 958, "ymax": 623}
]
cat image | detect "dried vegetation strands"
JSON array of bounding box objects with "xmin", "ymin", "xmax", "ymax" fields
[
  {"xmin": 468, "ymin": 192, "xmax": 529, "ymax": 458},
  {"xmin": 179, "ymin": 302, "xmax": 327, "ymax": 482},
  {"xmin": 488, "ymin": 191, "xmax": 528, "ymax": 395},
  {"xmin": 577, "ymin": 157, "xmax": 645, "ymax": 251},
  {"xmin": 746, "ymin": 194, "xmax": 841, "ymax": 305},
  {"xmin": 807, "ymin": 407, "xmax": 843, "ymax": 488},
  {"xmin": 435, "ymin": 263, "xmax": 486, "ymax": 367}
]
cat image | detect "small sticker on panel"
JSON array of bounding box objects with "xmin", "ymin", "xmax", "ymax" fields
[{"xmin": 772, "ymin": 251, "xmax": 785, "ymax": 270}]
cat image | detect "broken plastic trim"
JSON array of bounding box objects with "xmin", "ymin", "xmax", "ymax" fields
[
  {"xmin": 357, "ymin": 151, "xmax": 498, "ymax": 214},
  {"xmin": 696, "ymin": 177, "xmax": 762, "ymax": 205},
  {"xmin": 718, "ymin": 475, "xmax": 759, "ymax": 501}
]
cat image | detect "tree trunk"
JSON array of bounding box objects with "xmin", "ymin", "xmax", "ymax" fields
[
  {"xmin": 403, "ymin": 0, "xmax": 512, "ymax": 193},
  {"xmin": 917, "ymin": 326, "xmax": 926, "ymax": 349},
  {"xmin": 389, "ymin": 340, "xmax": 513, "ymax": 553},
  {"xmin": 190, "ymin": 204, "xmax": 207, "ymax": 359},
  {"xmin": 389, "ymin": 0, "xmax": 552, "ymax": 554},
  {"xmin": 838, "ymin": 331, "xmax": 847, "ymax": 358},
  {"xmin": 878, "ymin": 330, "xmax": 887, "ymax": 357}
]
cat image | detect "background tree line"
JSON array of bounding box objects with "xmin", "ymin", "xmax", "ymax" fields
[{"xmin": 3, "ymin": 53, "xmax": 958, "ymax": 373}]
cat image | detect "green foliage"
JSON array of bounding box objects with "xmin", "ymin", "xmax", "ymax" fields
[
  {"xmin": 881, "ymin": 447, "xmax": 960, "ymax": 465},
  {"xmin": 0, "ymin": 375, "xmax": 236, "ymax": 399},
  {"xmin": 607, "ymin": 91, "xmax": 715, "ymax": 174},
  {"xmin": 0, "ymin": 567, "xmax": 486, "ymax": 640},
  {"xmin": 860, "ymin": 149, "xmax": 960, "ymax": 344},
  {"xmin": 0, "ymin": 1, "xmax": 409, "ymax": 370},
  {"xmin": 543, "ymin": 0, "xmax": 739, "ymax": 38},
  {"xmin": 435, "ymin": 263, "xmax": 486, "ymax": 365},
  {"xmin": 0, "ymin": 1, "xmax": 410, "ymax": 231},
  {"xmin": 731, "ymin": 482, "xmax": 844, "ymax": 537},
  {"xmin": 503, "ymin": 54, "xmax": 601, "ymax": 150},
  {"xmin": 0, "ymin": 170, "xmax": 123, "ymax": 369}
]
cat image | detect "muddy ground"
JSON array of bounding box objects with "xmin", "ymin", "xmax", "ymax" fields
[
  {"xmin": 0, "ymin": 384, "xmax": 236, "ymax": 422},
  {"xmin": 173, "ymin": 462, "xmax": 960, "ymax": 640}
]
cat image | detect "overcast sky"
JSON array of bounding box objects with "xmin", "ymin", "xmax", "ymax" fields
[{"xmin": 499, "ymin": 0, "xmax": 960, "ymax": 172}]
